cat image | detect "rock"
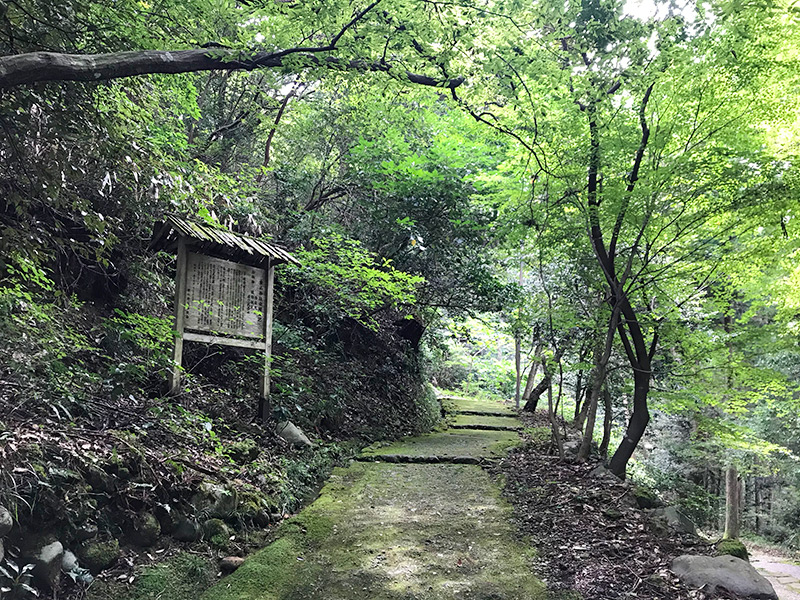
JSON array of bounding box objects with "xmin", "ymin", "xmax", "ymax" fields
[
  {"xmin": 61, "ymin": 550, "xmax": 79, "ymax": 572},
  {"xmin": 74, "ymin": 522, "xmax": 99, "ymax": 542},
  {"xmin": 652, "ymin": 506, "xmax": 696, "ymax": 535},
  {"xmin": 562, "ymin": 440, "xmax": 581, "ymax": 456},
  {"xmin": 31, "ymin": 540, "xmax": 64, "ymax": 589},
  {"xmin": 672, "ymin": 554, "xmax": 777, "ymax": 599},
  {"xmin": 129, "ymin": 512, "xmax": 161, "ymax": 547},
  {"xmin": 0, "ymin": 505, "xmax": 12, "ymax": 537},
  {"xmin": 589, "ymin": 465, "xmax": 618, "ymax": 480},
  {"xmin": 219, "ymin": 556, "xmax": 245, "ymax": 574},
  {"xmin": 83, "ymin": 466, "xmax": 114, "ymax": 493},
  {"xmin": 0, "ymin": 539, "xmax": 4, "ymax": 563},
  {"xmin": 202, "ymin": 519, "xmax": 230, "ymax": 549},
  {"xmin": 173, "ymin": 518, "xmax": 201, "ymax": 542},
  {"xmin": 193, "ymin": 482, "xmax": 238, "ymax": 518},
  {"xmin": 154, "ymin": 503, "xmax": 179, "ymax": 534},
  {"xmin": 633, "ymin": 484, "xmax": 662, "ymax": 509},
  {"xmin": 78, "ymin": 538, "xmax": 120, "ymax": 574},
  {"xmin": 276, "ymin": 421, "xmax": 312, "ymax": 448},
  {"xmin": 226, "ymin": 439, "xmax": 260, "ymax": 464}
]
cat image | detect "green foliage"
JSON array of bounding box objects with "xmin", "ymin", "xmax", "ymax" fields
[
  {"xmin": 284, "ymin": 233, "xmax": 424, "ymax": 331},
  {"xmin": 762, "ymin": 487, "xmax": 800, "ymax": 548},
  {"xmin": 0, "ymin": 558, "xmax": 38, "ymax": 599},
  {"xmin": 87, "ymin": 553, "xmax": 215, "ymax": 600},
  {"xmin": 102, "ymin": 309, "xmax": 173, "ymax": 394}
]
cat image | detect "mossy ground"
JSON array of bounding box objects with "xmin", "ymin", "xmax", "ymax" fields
[
  {"xmin": 441, "ymin": 395, "xmax": 517, "ymax": 416},
  {"xmin": 202, "ymin": 461, "xmax": 546, "ymax": 600},
  {"xmin": 86, "ymin": 553, "xmax": 216, "ymax": 600},
  {"xmin": 361, "ymin": 429, "xmax": 520, "ymax": 460},
  {"xmin": 452, "ymin": 414, "xmax": 521, "ymax": 429}
]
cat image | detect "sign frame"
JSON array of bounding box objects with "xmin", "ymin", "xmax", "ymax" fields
[{"xmin": 169, "ymin": 237, "xmax": 276, "ymax": 417}]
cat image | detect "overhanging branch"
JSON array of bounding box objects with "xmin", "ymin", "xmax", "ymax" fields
[{"xmin": 0, "ymin": 49, "xmax": 465, "ymax": 89}]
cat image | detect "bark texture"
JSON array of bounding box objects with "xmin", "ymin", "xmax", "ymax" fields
[
  {"xmin": 723, "ymin": 465, "xmax": 741, "ymax": 540},
  {"xmin": 0, "ymin": 50, "xmax": 464, "ymax": 89}
]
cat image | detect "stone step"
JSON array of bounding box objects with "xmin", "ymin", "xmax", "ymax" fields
[
  {"xmin": 450, "ymin": 424, "xmax": 520, "ymax": 431},
  {"xmin": 355, "ymin": 454, "xmax": 483, "ymax": 465},
  {"xmin": 455, "ymin": 409, "xmax": 518, "ymax": 417}
]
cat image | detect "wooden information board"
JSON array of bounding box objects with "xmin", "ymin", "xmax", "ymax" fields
[
  {"xmin": 170, "ymin": 239, "xmax": 275, "ymax": 404},
  {"xmin": 185, "ymin": 253, "xmax": 266, "ymax": 339}
]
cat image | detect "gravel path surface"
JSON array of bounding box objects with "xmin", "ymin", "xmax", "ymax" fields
[{"xmin": 751, "ymin": 550, "xmax": 800, "ymax": 600}]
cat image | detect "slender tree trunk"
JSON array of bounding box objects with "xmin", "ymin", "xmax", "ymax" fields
[
  {"xmin": 608, "ymin": 366, "xmax": 650, "ymax": 477},
  {"xmin": 523, "ymin": 374, "xmax": 550, "ymax": 412},
  {"xmin": 578, "ymin": 306, "xmax": 620, "ymax": 461},
  {"xmin": 572, "ymin": 370, "xmax": 584, "ymax": 423},
  {"xmin": 256, "ymin": 86, "xmax": 297, "ymax": 182},
  {"xmin": 724, "ymin": 465, "xmax": 741, "ymax": 539},
  {"xmin": 514, "ymin": 254, "xmax": 524, "ymax": 409},
  {"xmin": 547, "ymin": 370, "xmax": 564, "ymax": 460},
  {"xmin": 514, "ymin": 335, "xmax": 522, "ymax": 409},
  {"xmin": 755, "ymin": 479, "xmax": 761, "ymax": 534},
  {"xmin": 521, "ymin": 342, "xmax": 543, "ymax": 403},
  {"xmin": 599, "ymin": 386, "xmax": 612, "ymax": 459}
]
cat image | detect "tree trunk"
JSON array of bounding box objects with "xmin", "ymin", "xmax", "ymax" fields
[
  {"xmin": 522, "ymin": 375, "xmax": 550, "ymax": 412},
  {"xmin": 599, "ymin": 386, "xmax": 612, "ymax": 458},
  {"xmin": 546, "ymin": 370, "xmax": 564, "ymax": 460},
  {"xmin": 572, "ymin": 370, "xmax": 584, "ymax": 423},
  {"xmin": 723, "ymin": 465, "xmax": 741, "ymax": 539},
  {"xmin": 521, "ymin": 342, "xmax": 543, "ymax": 403},
  {"xmin": 579, "ymin": 306, "xmax": 620, "ymax": 461},
  {"xmin": 514, "ymin": 334, "xmax": 522, "ymax": 409},
  {"xmin": 608, "ymin": 367, "xmax": 650, "ymax": 478}
]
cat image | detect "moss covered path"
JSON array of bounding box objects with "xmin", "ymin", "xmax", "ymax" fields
[{"xmin": 203, "ymin": 395, "xmax": 546, "ymax": 600}]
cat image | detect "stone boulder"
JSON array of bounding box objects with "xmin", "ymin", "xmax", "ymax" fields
[
  {"xmin": 61, "ymin": 550, "xmax": 79, "ymax": 572},
  {"xmin": 220, "ymin": 556, "xmax": 245, "ymax": 574},
  {"xmin": 77, "ymin": 538, "xmax": 120, "ymax": 574},
  {"xmin": 672, "ymin": 555, "xmax": 777, "ymax": 599},
  {"xmin": 652, "ymin": 506, "xmax": 696, "ymax": 535},
  {"xmin": 632, "ymin": 484, "xmax": 662, "ymax": 509},
  {"xmin": 172, "ymin": 517, "xmax": 201, "ymax": 542},
  {"xmin": 129, "ymin": 512, "xmax": 161, "ymax": 547},
  {"xmin": 74, "ymin": 522, "xmax": 99, "ymax": 542},
  {"xmin": 31, "ymin": 540, "xmax": 64, "ymax": 590},
  {"xmin": 276, "ymin": 421, "xmax": 312, "ymax": 448},
  {"xmin": 0, "ymin": 505, "xmax": 12, "ymax": 537},
  {"xmin": 560, "ymin": 440, "xmax": 581, "ymax": 458},
  {"xmin": 202, "ymin": 519, "xmax": 230, "ymax": 549},
  {"xmin": 192, "ymin": 482, "xmax": 238, "ymax": 518},
  {"xmin": 589, "ymin": 465, "xmax": 619, "ymax": 481}
]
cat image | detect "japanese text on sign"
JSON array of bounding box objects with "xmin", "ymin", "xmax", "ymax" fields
[{"xmin": 185, "ymin": 253, "xmax": 265, "ymax": 338}]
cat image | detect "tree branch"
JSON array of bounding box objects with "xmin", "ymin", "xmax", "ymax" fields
[{"xmin": 0, "ymin": 49, "xmax": 465, "ymax": 89}]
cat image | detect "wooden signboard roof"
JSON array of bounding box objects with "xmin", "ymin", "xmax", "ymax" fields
[{"xmin": 151, "ymin": 215, "xmax": 299, "ymax": 267}]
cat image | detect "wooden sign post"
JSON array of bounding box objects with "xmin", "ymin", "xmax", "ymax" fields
[{"xmin": 152, "ymin": 216, "xmax": 298, "ymax": 420}]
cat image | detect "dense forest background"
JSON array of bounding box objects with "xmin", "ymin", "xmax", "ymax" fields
[{"xmin": 1, "ymin": 0, "xmax": 800, "ymax": 597}]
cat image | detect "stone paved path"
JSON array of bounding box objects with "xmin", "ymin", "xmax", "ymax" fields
[
  {"xmin": 752, "ymin": 551, "xmax": 800, "ymax": 600},
  {"xmin": 202, "ymin": 395, "xmax": 547, "ymax": 600}
]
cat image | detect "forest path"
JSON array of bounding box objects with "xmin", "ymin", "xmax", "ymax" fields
[
  {"xmin": 202, "ymin": 395, "xmax": 548, "ymax": 600},
  {"xmin": 751, "ymin": 550, "xmax": 800, "ymax": 600}
]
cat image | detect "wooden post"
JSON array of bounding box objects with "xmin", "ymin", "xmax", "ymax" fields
[
  {"xmin": 259, "ymin": 259, "xmax": 275, "ymax": 420},
  {"xmin": 170, "ymin": 237, "xmax": 188, "ymax": 394}
]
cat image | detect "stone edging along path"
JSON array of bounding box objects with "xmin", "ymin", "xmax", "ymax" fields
[{"xmin": 201, "ymin": 395, "xmax": 549, "ymax": 600}]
